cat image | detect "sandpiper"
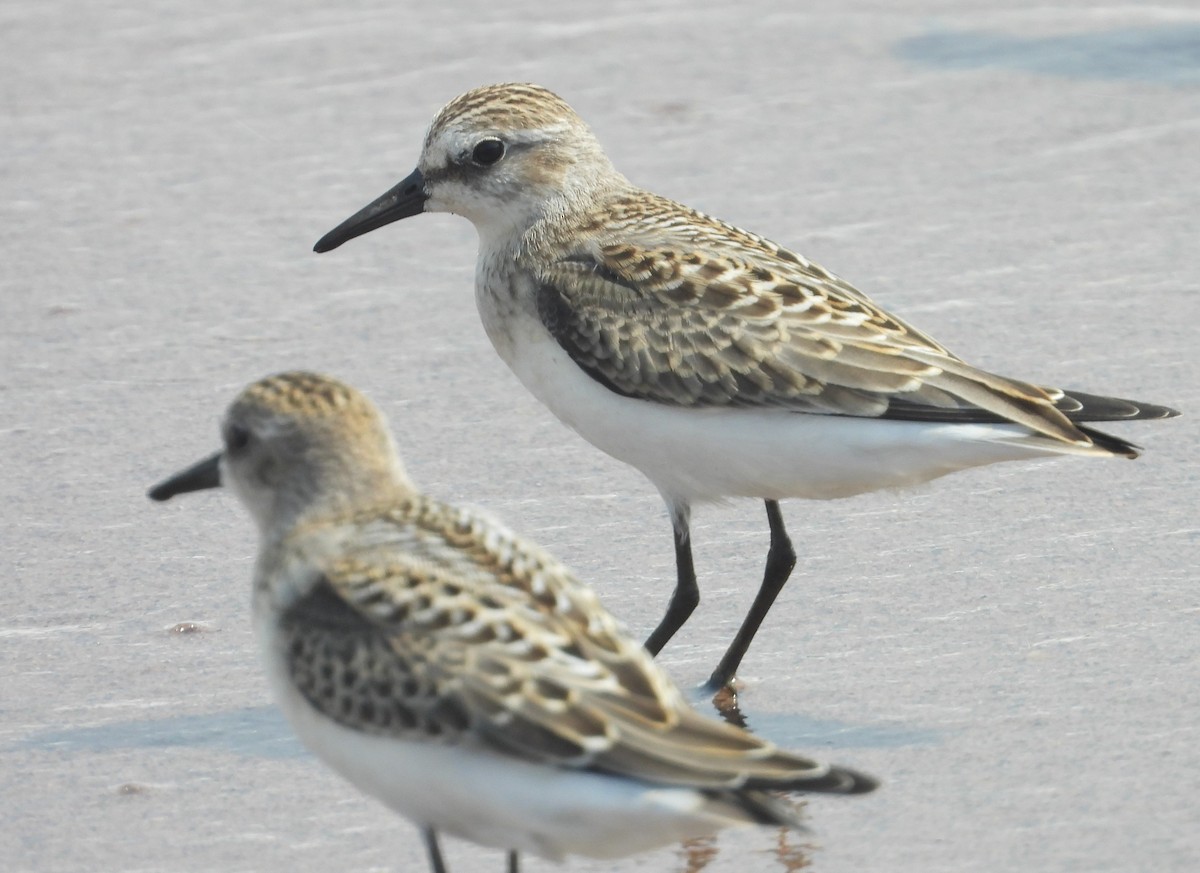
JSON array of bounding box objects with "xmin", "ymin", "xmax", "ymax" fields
[
  {"xmin": 149, "ymin": 371, "xmax": 876, "ymax": 872},
  {"xmin": 313, "ymin": 83, "xmax": 1178, "ymax": 690}
]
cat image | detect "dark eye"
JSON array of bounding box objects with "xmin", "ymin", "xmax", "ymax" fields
[
  {"xmin": 224, "ymin": 424, "xmax": 251, "ymax": 453},
  {"xmin": 471, "ymin": 138, "xmax": 505, "ymax": 167}
]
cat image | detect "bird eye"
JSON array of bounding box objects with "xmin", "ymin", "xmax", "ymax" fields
[
  {"xmin": 224, "ymin": 424, "xmax": 251, "ymax": 453},
  {"xmin": 471, "ymin": 138, "xmax": 506, "ymax": 167}
]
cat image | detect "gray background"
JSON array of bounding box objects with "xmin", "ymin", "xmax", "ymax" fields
[{"xmin": 3, "ymin": 1, "xmax": 1197, "ymax": 871}]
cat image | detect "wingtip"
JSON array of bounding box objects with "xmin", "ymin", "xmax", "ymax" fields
[
  {"xmin": 800, "ymin": 764, "xmax": 878, "ymax": 795},
  {"xmin": 749, "ymin": 763, "xmax": 880, "ymax": 796},
  {"xmin": 833, "ymin": 766, "xmax": 880, "ymax": 795},
  {"xmin": 1058, "ymin": 390, "xmax": 1181, "ymax": 423},
  {"xmin": 1159, "ymin": 404, "xmax": 1183, "ymax": 420}
]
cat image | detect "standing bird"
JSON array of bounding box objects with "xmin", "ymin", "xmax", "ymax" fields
[
  {"xmin": 313, "ymin": 83, "xmax": 1178, "ymax": 690},
  {"xmin": 148, "ymin": 371, "xmax": 875, "ymax": 873}
]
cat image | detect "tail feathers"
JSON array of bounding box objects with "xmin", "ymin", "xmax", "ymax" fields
[
  {"xmin": 1056, "ymin": 390, "xmax": 1179, "ymax": 459},
  {"xmin": 1053, "ymin": 389, "xmax": 1180, "ymax": 423},
  {"xmin": 882, "ymin": 389, "xmax": 1178, "ymax": 428},
  {"xmin": 880, "ymin": 387, "xmax": 1177, "ymax": 457},
  {"xmin": 1076, "ymin": 425, "xmax": 1142, "ymax": 459},
  {"xmin": 724, "ymin": 765, "xmax": 878, "ymax": 827}
]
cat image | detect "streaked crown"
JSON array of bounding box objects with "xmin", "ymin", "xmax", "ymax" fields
[
  {"xmin": 425, "ymin": 83, "xmax": 584, "ymax": 147},
  {"xmin": 223, "ymin": 372, "xmax": 410, "ymax": 534},
  {"xmin": 231, "ymin": 371, "xmax": 377, "ymax": 423}
]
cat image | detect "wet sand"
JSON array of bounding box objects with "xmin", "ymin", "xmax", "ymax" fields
[{"xmin": 2, "ymin": 2, "xmax": 1197, "ymax": 871}]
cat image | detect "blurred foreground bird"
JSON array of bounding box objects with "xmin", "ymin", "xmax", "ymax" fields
[{"xmin": 148, "ymin": 371, "xmax": 876, "ymax": 872}]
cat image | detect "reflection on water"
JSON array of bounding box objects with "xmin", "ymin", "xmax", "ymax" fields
[
  {"xmin": 773, "ymin": 827, "xmax": 814, "ymax": 873},
  {"xmin": 896, "ymin": 25, "xmax": 1200, "ymax": 85},
  {"xmin": 680, "ymin": 835, "xmax": 720, "ymax": 872},
  {"xmin": 683, "ymin": 687, "xmax": 909, "ymax": 872},
  {"xmin": 678, "ymin": 827, "xmax": 814, "ymax": 872}
]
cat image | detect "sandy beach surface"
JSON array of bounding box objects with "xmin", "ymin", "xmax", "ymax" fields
[{"xmin": 3, "ymin": 1, "xmax": 1198, "ymax": 871}]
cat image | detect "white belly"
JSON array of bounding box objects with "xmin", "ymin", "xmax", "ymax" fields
[
  {"xmin": 253, "ymin": 609, "xmax": 760, "ymax": 860},
  {"xmin": 475, "ymin": 287, "xmax": 1100, "ymax": 509}
]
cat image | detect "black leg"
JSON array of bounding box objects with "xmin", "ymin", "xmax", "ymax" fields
[
  {"xmin": 507, "ymin": 850, "xmax": 519, "ymax": 873},
  {"xmin": 644, "ymin": 510, "xmax": 700, "ymax": 656},
  {"xmin": 423, "ymin": 828, "xmax": 448, "ymax": 873},
  {"xmin": 706, "ymin": 500, "xmax": 796, "ymax": 690}
]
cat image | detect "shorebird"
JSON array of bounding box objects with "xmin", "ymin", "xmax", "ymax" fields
[
  {"xmin": 313, "ymin": 82, "xmax": 1178, "ymax": 690},
  {"xmin": 148, "ymin": 371, "xmax": 876, "ymax": 872}
]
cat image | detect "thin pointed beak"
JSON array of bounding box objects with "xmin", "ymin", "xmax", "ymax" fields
[
  {"xmin": 148, "ymin": 452, "xmax": 222, "ymax": 502},
  {"xmin": 313, "ymin": 168, "xmax": 427, "ymax": 253}
]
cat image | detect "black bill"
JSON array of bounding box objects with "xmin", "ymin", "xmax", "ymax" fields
[
  {"xmin": 313, "ymin": 168, "xmax": 427, "ymax": 253},
  {"xmin": 148, "ymin": 452, "xmax": 222, "ymax": 502}
]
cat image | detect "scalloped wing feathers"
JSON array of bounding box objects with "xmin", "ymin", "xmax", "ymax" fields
[
  {"xmin": 531, "ymin": 193, "xmax": 1097, "ymax": 447},
  {"xmin": 280, "ymin": 495, "xmax": 858, "ymax": 792}
]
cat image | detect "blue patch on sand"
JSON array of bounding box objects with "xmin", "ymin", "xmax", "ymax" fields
[
  {"xmin": 12, "ymin": 705, "xmax": 307, "ymax": 759},
  {"xmin": 745, "ymin": 710, "xmax": 943, "ymax": 750},
  {"xmin": 681, "ymin": 686, "xmax": 942, "ymax": 749},
  {"xmin": 897, "ymin": 25, "xmax": 1200, "ymax": 85}
]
